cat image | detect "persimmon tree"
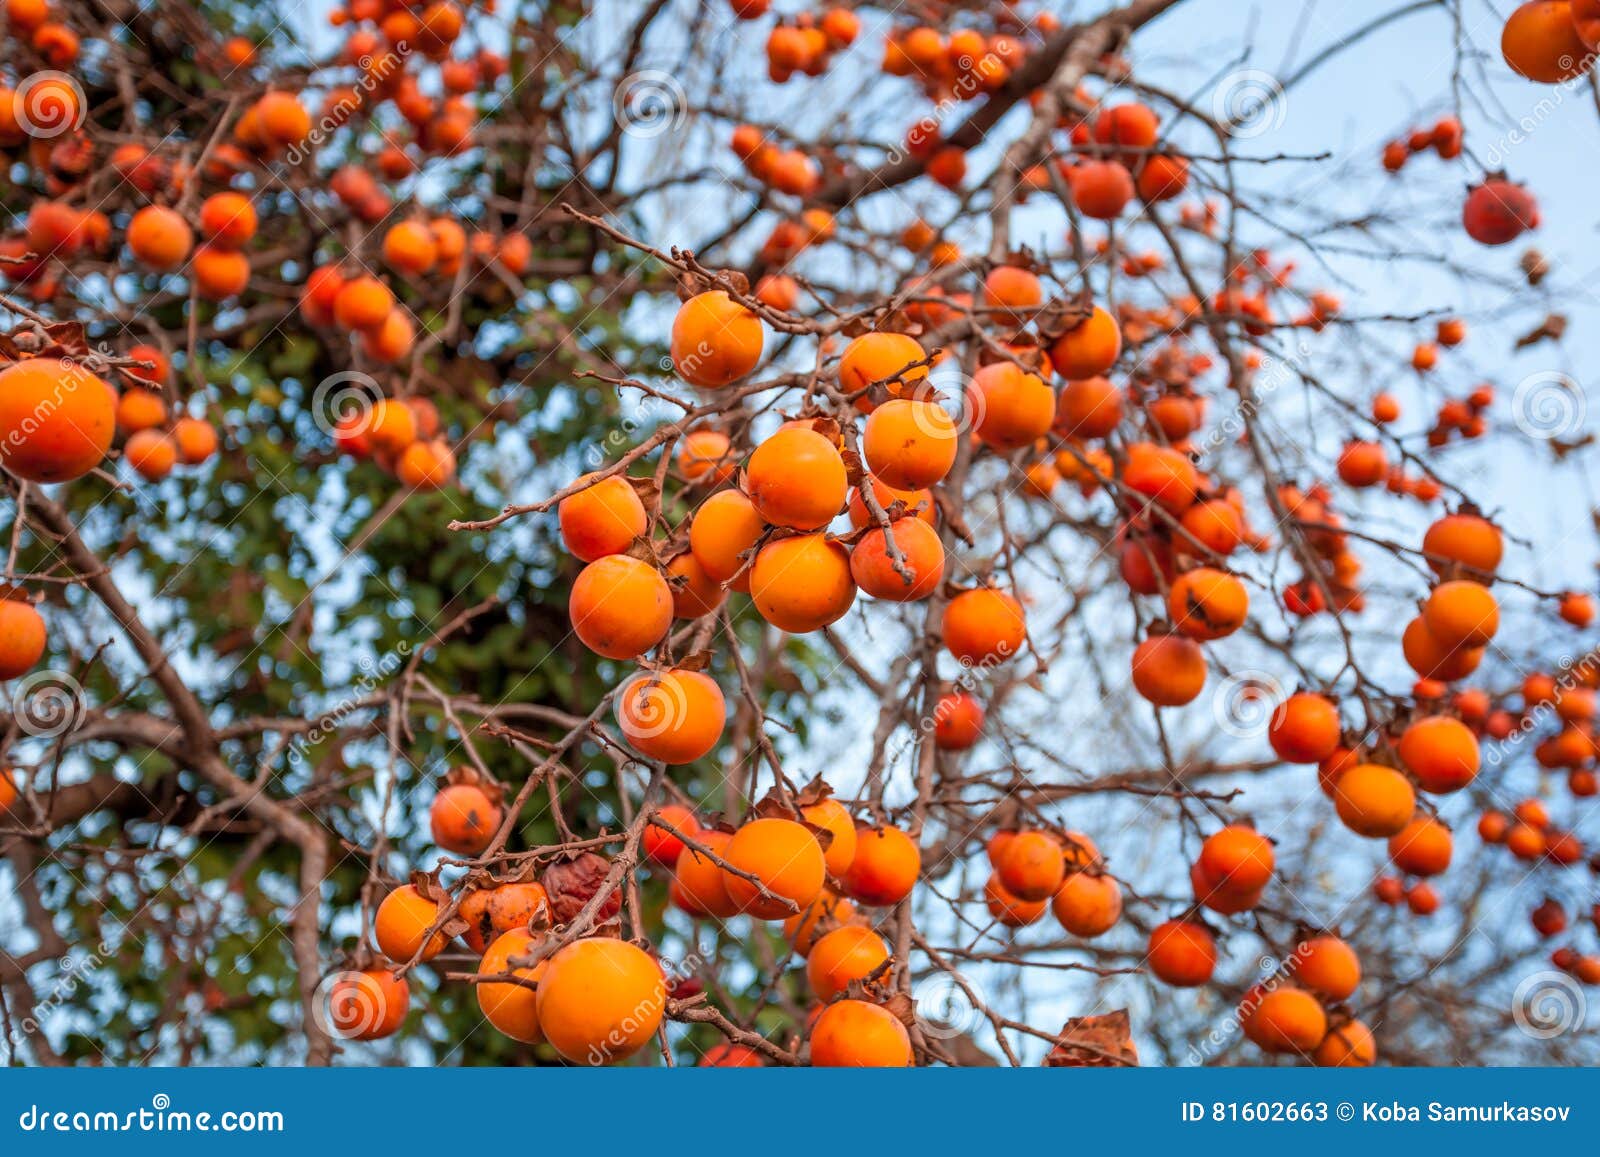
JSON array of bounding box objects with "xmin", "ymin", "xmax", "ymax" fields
[{"xmin": 1, "ymin": 0, "xmax": 1598, "ymax": 1068}]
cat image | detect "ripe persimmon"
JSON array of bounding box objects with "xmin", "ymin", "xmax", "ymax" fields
[
  {"xmin": 968, "ymin": 361, "xmax": 1054, "ymax": 452},
  {"xmin": 1137, "ymin": 154, "xmax": 1189, "ymax": 201},
  {"xmin": 672, "ymin": 830, "xmax": 739, "ymax": 917},
  {"xmin": 839, "ymin": 332, "xmax": 929, "ymax": 405},
  {"xmin": 456, "ymin": 888, "xmax": 495, "ymax": 953},
  {"xmin": 851, "ymin": 518, "xmax": 944, "ymax": 601},
  {"xmin": 1071, "ymin": 160, "xmax": 1135, "ymax": 219},
  {"xmin": 477, "ymin": 927, "xmax": 548, "ymax": 1043},
  {"xmin": 1051, "ymin": 871, "xmax": 1122, "ymax": 937},
  {"xmin": 809, "ymin": 999, "xmax": 912, "ymax": 1066},
  {"xmin": 1401, "ymin": 616, "xmax": 1484, "ymax": 682},
  {"xmin": 807, "ymin": 924, "xmax": 890, "ymax": 998},
  {"xmin": 0, "ymin": 359, "xmax": 116, "ymax": 483},
  {"xmin": 700, "ymin": 1043, "xmax": 764, "ymax": 1066},
  {"xmin": 996, "ymin": 830, "xmax": 1066, "ymax": 901},
  {"xmin": 749, "ymin": 533, "xmax": 856, "ymax": 633},
  {"xmin": 932, "ymin": 691, "xmax": 984, "ymax": 750},
  {"xmin": 0, "ymin": 598, "xmax": 47, "ymax": 680},
  {"xmin": 784, "ymin": 890, "xmax": 857, "ymax": 955},
  {"xmin": 1122, "ymin": 442, "xmax": 1199, "ymax": 513},
  {"xmin": 559, "ymin": 475, "xmax": 649, "ymax": 563},
  {"xmin": 1502, "ymin": 0, "xmax": 1591, "ymax": 81},
  {"xmin": 1314, "ymin": 1018, "xmax": 1376, "ymax": 1067},
  {"xmin": 1167, "ymin": 567, "xmax": 1248, "ymax": 641},
  {"xmin": 1198, "ymin": 825, "xmax": 1275, "ymax": 896},
  {"xmin": 615, "ymin": 668, "xmax": 726, "ymax": 764},
  {"xmin": 535, "ymin": 937, "xmax": 665, "ymax": 1065},
  {"xmin": 689, "ymin": 488, "xmax": 764, "ymax": 588},
  {"xmin": 126, "ymin": 205, "xmax": 193, "ymax": 271},
  {"xmin": 1177, "ymin": 499, "xmax": 1248, "ymax": 556},
  {"xmin": 848, "ymin": 478, "xmax": 935, "ymax": 531},
  {"xmin": 430, "ymin": 782, "xmax": 502, "ymax": 854},
  {"xmin": 198, "ymin": 191, "xmax": 257, "ymax": 249},
  {"xmin": 671, "ymin": 290, "xmax": 763, "ymax": 387},
  {"xmin": 1268, "ymin": 692, "xmax": 1341, "ymax": 763},
  {"xmin": 1054, "ymin": 375, "xmax": 1123, "ymax": 439},
  {"xmin": 1147, "ymin": 919, "xmax": 1216, "ymax": 986},
  {"xmin": 1422, "ymin": 580, "xmax": 1499, "ymax": 649},
  {"xmin": 1576, "ymin": 0, "xmax": 1600, "ymax": 46},
  {"xmin": 1398, "ymin": 715, "xmax": 1479, "ymax": 792},
  {"xmin": 745, "ymin": 426, "xmax": 846, "ymax": 529},
  {"xmin": 383, "ymin": 220, "xmax": 439, "ymax": 275},
  {"xmin": 984, "ymin": 873, "xmax": 1049, "ymax": 926},
  {"xmin": 124, "ymin": 429, "xmax": 176, "ymax": 481},
  {"xmin": 1243, "ymin": 987, "xmax": 1327, "ymax": 1054},
  {"xmin": 942, "ymin": 588, "xmax": 1026, "ymax": 666},
  {"xmin": 328, "ymin": 969, "xmax": 408, "ymax": 1041},
  {"xmin": 1333, "ymin": 764, "xmax": 1416, "ymax": 837},
  {"xmin": 118, "ymin": 386, "xmax": 172, "ymax": 437},
  {"xmin": 862, "ymin": 398, "xmax": 958, "ymax": 489},
  {"xmin": 374, "ymin": 884, "xmax": 447, "ymax": 963},
  {"xmin": 486, "ymin": 881, "xmax": 550, "ymax": 934},
  {"xmin": 723, "ymin": 817, "xmax": 827, "ymax": 918},
  {"xmin": 982, "ymin": 266, "xmax": 1042, "ymax": 318},
  {"xmin": 1422, "ymin": 512, "xmax": 1502, "ymax": 578},
  {"xmin": 333, "ymin": 275, "xmax": 395, "ymax": 332},
  {"xmin": 643, "ymin": 803, "xmax": 700, "ymax": 867},
  {"xmin": 1131, "ymin": 633, "xmax": 1206, "ymax": 706},
  {"xmin": 1337, "ymin": 441, "xmax": 1387, "ymax": 488},
  {"xmin": 172, "ymin": 417, "xmax": 218, "ymax": 465},
  {"xmin": 192, "ymin": 246, "xmax": 251, "ymax": 300},
  {"xmin": 800, "ymin": 798, "xmax": 858, "ymax": 876},
  {"xmin": 841, "ymin": 824, "xmax": 919, "ymax": 906},
  {"xmin": 1389, "ymin": 815, "xmax": 1454, "ymax": 876},
  {"xmin": 255, "ymin": 90, "xmax": 311, "ymax": 145},
  {"xmin": 1050, "ymin": 307, "xmax": 1122, "ymax": 379},
  {"xmin": 569, "ymin": 555, "xmax": 672, "ymax": 659},
  {"xmin": 1462, "ymin": 178, "xmax": 1540, "ymax": 246},
  {"xmin": 300, "ymin": 265, "xmax": 345, "ymax": 325},
  {"xmin": 1506, "ymin": 822, "xmax": 1546, "ymax": 860},
  {"xmin": 1094, "ymin": 101, "xmax": 1159, "ymax": 156},
  {"xmin": 396, "ymin": 439, "xmax": 455, "ymax": 489},
  {"xmin": 1292, "ymin": 935, "xmax": 1361, "ymax": 1001}
]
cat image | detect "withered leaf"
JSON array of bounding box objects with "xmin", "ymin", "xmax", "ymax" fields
[{"xmin": 1044, "ymin": 1008, "xmax": 1139, "ymax": 1067}]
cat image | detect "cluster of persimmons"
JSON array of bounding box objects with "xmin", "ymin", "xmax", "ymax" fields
[{"xmin": 5, "ymin": 0, "xmax": 1600, "ymax": 1070}]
